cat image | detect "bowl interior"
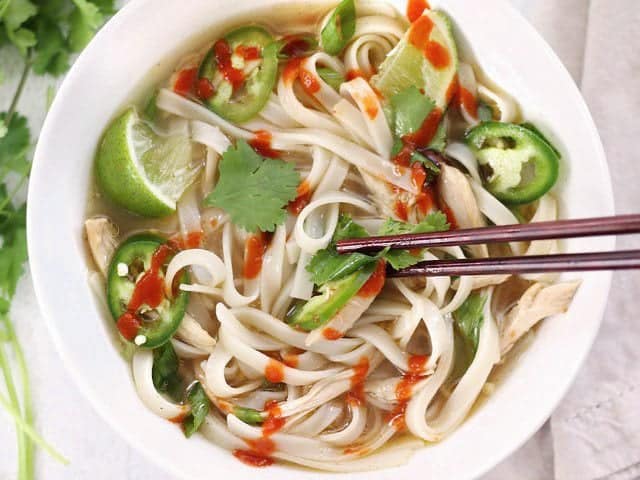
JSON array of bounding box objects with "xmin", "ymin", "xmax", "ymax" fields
[{"xmin": 27, "ymin": 0, "xmax": 613, "ymax": 478}]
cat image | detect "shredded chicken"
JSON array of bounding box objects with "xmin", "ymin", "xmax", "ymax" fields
[
  {"xmin": 365, "ymin": 377, "xmax": 402, "ymax": 404},
  {"xmin": 359, "ymin": 169, "xmax": 434, "ymax": 223},
  {"xmin": 500, "ymin": 281, "xmax": 581, "ymax": 355},
  {"xmin": 438, "ymin": 164, "xmax": 488, "ymax": 258},
  {"xmin": 175, "ymin": 313, "xmax": 216, "ymax": 352},
  {"xmin": 85, "ymin": 217, "xmax": 118, "ymax": 276},
  {"xmin": 453, "ymin": 274, "xmax": 511, "ymax": 291}
]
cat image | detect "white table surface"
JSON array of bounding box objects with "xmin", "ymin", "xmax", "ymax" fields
[{"xmin": 1, "ymin": 1, "xmax": 628, "ymax": 479}]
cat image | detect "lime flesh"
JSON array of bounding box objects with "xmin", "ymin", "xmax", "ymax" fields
[
  {"xmin": 95, "ymin": 108, "xmax": 198, "ymax": 218},
  {"xmin": 372, "ymin": 10, "xmax": 458, "ymax": 109}
]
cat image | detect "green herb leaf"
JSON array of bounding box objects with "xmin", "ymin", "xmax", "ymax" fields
[
  {"xmin": 317, "ymin": 67, "xmax": 344, "ymax": 91},
  {"xmin": 2, "ymin": 0, "xmax": 37, "ymax": 54},
  {"xmin": 306, "ymin": 214, "xmax": 379, "ymax": 285},
  {"xmin": 384, "ymin": 249, "xmax": 423, "ymax": 270},
  {"xmin": 428, "ymin": 117, "xmax": 448, "ymax": 152},
  {"xmin": 151, "ymin": 342, "xmax": 183, "ymax": 401},
  {"xmin": 320, "ymin": 0, "xmax": 356, "ymax": 55},
  {"xmin": 0, "ymin": 204, "xmax": 27, "ymax": 298},
  {"xmin": 379, "ymin": 213, "xmax": 450, "ymax": 270},
  {"xmin": 453, "ymin": 292, "xmax": 487, "ymax": 355},
  {"xmin": 333, "ymin": 213, "xmax": 368, "ymax": 241},
  {"xmin": 234, "ymin": 406, "xmax": 264, "ymax": 425},
  {"xmin": 308, "ymin": 212, "xmax": 451, "ymax": 281},
  {"xmin": 204, "ymin": 140, "xmax": 299, "ymax": 233},
  {"xmin": 183, "ymin": 382, "xmax": 211, "ymax": 437},
  {"xmin": 389, "ymin": 85, "xmax": 447, "ymax": 157},
  {"xmin": 31, "ymin": 18, "xmax": 70, "ymax": 76},
  {"xmin": 0, "ymin": 113, "xmax": 31, "ymax": 178},
  {"xmin": 307, "ymin": 248, "xmax": 377, "ymax": 285},
  {"xmin": 68, "ymin": 0, "xmax": 104, "ymax": 52},
  {"xmin": 379, "ymin": 211, "xmax": 450, "ymax": 236}
]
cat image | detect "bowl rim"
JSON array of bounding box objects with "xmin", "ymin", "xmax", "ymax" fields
[{"xmin": 27, "ymin": 0, "xmax": 615, "ymax": 478}]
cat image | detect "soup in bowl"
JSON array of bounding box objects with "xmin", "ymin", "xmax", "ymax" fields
[{"xmin": 28, "ymin": 0, "xmax": 613, "ymax": 478}]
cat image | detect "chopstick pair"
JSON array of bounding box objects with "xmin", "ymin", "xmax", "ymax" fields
[{"xmin": 335, "ymin": 214, "xmax": 640, "ymax": 278}]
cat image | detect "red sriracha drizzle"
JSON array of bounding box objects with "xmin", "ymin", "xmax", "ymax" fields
[
  {"xmin": 243, "ymin": 232, "xmax": 273, "ymax": 280},
  {"xmin": 249, "ymin": 130, "xmax": 280, "ymax": 158},
  {"xmin": 346, "ymin": 69, "xmax": 364, "ymax": 81},
  {"xmin": 116, "ymin": 243, "xmax": 174, "ymax": 340},
  {"xmin": 264, "ymin": 359, "xmax": 285, "ymax": 383},
  {"xmin": 459, "ymin": 87, "xmax": 479, "ymax": 118},
  {"xmin": 358, "ymin": 260, "xmax": 387, "ymax": 298},
  {"xmin": 408, "ymin": 15, "xmax": 450, "ymax": 70},
  {"xmin": 214, "ymin": 39, "xmax": 245, "ymax": 91},
  {"xmin": 392, "ymin": 107, "xmax": 443, "ymax": 167},
  {"xmin": 235, "ymin": 44, "xmax": 262, "ymax": 61},
  {"xmin": 173, "ymin": 68, "xmax": 198, "ymax": 97},
  {"xmin": 388, "ymin": 354, "xmax": 429, "ymax": 430},
  {"xmin": 196, "ymin": 78, "xmax": 215, "ymax": 100},
  {"xmin": 232, "ymin": 399, "xmax": 285, "ymax": 468},
  {"xmin": 407, "ymin": 0, "xmax": 430, "ymax": 22},
  {"xmin": 287, "ymin": 180, "xmax": 312, "ymax": 215},
  {"xmin": 346, "ymin": 356, "xmax": 370, "ymax": 406}
]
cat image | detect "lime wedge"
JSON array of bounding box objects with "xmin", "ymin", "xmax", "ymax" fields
[
  {"xmin": 372, "ymin": 10, "xmax": 458, "ymax": 109},
  {"xmin": 96, "ymin": 108, "xmax": 199, "ymax": 217}
]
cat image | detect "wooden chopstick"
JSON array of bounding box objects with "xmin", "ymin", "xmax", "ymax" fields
[
  {"xmin": 386, "ymin": 250, "xmax": 640, "ymax": 278},
  {"xmin": 336, "ymin": 214, "xmax": 640, "ymax": 254}
]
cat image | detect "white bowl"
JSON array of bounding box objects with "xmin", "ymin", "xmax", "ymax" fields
[{"xmin": 27, "ymin": 0, "xmax": 614, "ymax": 478}]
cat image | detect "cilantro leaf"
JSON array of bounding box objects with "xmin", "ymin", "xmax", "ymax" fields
[
  {"xmin": 0, "ymin": 204, "xmax": 27, "ymax": 299},
  {"xmin": 0, "ymin": 113, "xmax": 31, "ymax": 178},
  {"xmin": 384, "ymin": 249, "xmax": 423, "ymax": 270},
  {"xmin": 333, "ymin": 213, "xmax": 368, "ymax": 242},
  {"xmin": 320, "ymin": 0, "xmax": 356, "ymax": 55},
  {"xmin": 152, "ymin": 342, "xmax": 183, "ymax": 401},
  {"xmin": 307, "ymin": 248, "xmax": 377, "ymax": 285},
  {"xmin": 204, "ymin": 140, "xmax": 299, "ymax": 233},
  {"xmin": 31, "ymin": 18, "xmax": 70, "ymax": 76},
  {"xmin": 68, "ymin": 0, "xmax": 104, "ymax": 52},
  {"xmin": 2, "ymin": 0, "xmax": 37, "ymax": 54},
  {"xmin": 308, "ymin": 212, "xmax": 452, "ymax": 282},
  {"xmin": 379, "ymin": 211, "xmax": 450, "ymax": 236},
  {"xmin": 306, "ymin": 214, "xmax": 376, "ymax": 285},
  {"xmin": 1, "ymin": 0, "xmax": 115, "ymax": 74},
  {"xmin": 453, "ymin": 292, "xmax": 487, "ymax": 355},
  {"xmin": 428, "ymin": 117, "xmax": 448, "ymax": 153},
  {"xmin": 183, "ymin": 382, "xmax": 211, "ymax": 438},
  {"xmin": 378, "ymin": 213, "xmax": 450, "ymax": 270},
  {"xmin": 389, "ymin": 86, "xmax": 447, "ymax": 160}
]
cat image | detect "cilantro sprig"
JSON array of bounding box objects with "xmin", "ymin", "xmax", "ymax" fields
[
  {"xmin": 0, "ymin": 1, "xmax": 115, "ymax": 477},
  {"xmin": 307, "ymin": 212, "xmax": 450, "ymax": 284},
  {"xmin": 449, "ymin": 292, "xmax": 487, "ymax": 380},
  {"xmin": 182, "ymin": 382, "xmax": 211, "ymax": 438},
  {"xmin": 204, "ymin": 140, "xmax": 300, "ymax": 233}
]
